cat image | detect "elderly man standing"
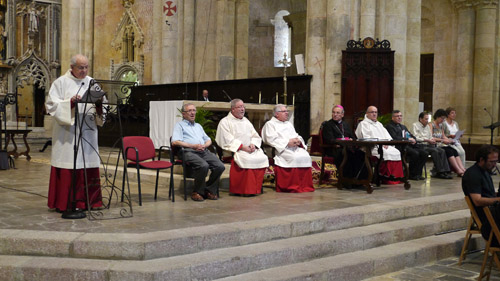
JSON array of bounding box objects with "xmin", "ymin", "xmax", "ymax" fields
[
  {"xmin": 45, "ymin": 54, "xmax": 104, "ymax": 213},
  {"xmin": 172, "ymin": 103, "xmax": 225, "ymax": 201},
  {"xmin": 262, "ymin": 104, "xmax": 314, "ymax": 193},
  {"xmin": 386, "ymin": 110, "xmax": 428, "ymax": 181},
  {"xmin": 355, "ymin": 106, "xmax": 404, "ymax": 183},
  {"xmin": 216, "ymin": 99, "xmax": 269, "ymax": 195}
]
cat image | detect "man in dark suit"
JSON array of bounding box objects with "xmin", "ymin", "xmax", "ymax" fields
[
  {"xmin": 201, "ymin": 89, "xmax": 210, "ymax": 101},
  {"xmin": 322, "ymin": 104, "xmax": 364, "ymax": 179},
  {"xmin": 385, "ymin": 110, "xmax": 428, "ymax": 181}
]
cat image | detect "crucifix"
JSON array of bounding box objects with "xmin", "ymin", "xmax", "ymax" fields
[{"xmin": 278, "ymin": 52, "xmax": 292, "ymax": 105}]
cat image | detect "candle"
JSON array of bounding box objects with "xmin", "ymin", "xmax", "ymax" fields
[
  {"xmin": 259, "ymin": 91, "xmax": 261, "ymax": 104},
  {"xmin": 293, "ymin": 94, "xmax": 295, "ymax": 106},
  {"xmin": 276, "ymin": 92, "xmax": 278, "ymax": 104}
]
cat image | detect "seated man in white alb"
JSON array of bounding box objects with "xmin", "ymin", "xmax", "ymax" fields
[
  {"xmin": 262, "ymin": 104, "xmax": 314, "ymax": 193},
  {"xmin": 215, "ymin": 99, "xmax": 269, "ymax": 195},
  {"xmin": 355, "ymin": 106, "xmax": 404, "ymax": 184}
]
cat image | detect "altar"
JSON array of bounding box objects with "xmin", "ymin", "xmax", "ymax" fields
[{"xmin": 149, "ymin": 100, "xmax": 293, "ymax": 148}]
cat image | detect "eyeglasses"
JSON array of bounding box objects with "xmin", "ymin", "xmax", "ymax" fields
[
  {"xmin": 183, "ymin": 109, "xmax": 196, "ymax": 113},
  {"xmin": 278, "ymin": 110, "xmax": 289, "ymax": 113},
  {"xmin": 367, "ymin": 111, "xmax": 378, "ymax": 114}
]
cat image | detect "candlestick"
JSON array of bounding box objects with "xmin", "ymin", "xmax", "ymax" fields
[
  {"xmin": 276, "ymin": 92, "xmax": 278, "ymax": 104},
  {"xmin": 259, "ymin": 91, "xmax": 261, "ymax": 104},
  {"xmin": 293, "ymin": 94, "xmax": 295, "ymax": 106}
]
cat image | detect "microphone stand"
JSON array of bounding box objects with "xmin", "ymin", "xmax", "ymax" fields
[{"xmin": 62, "ymin": 82, "xmax": 89, "ymax": 219}]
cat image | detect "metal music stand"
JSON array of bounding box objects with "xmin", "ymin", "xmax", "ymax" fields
[{"xmin": 483, "ymin": 121, "xmax": 500, "ymax": 175}]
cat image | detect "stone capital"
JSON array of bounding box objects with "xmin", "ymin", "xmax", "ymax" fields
[{"xmin": 452, "ymin": 0, "xmax": 498, "ymax": 9}]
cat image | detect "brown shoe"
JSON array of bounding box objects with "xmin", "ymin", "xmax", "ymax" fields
[
  {"xmin": 191, "ymin": 192, "xmax": 205, "ymax": 202},
  {"xmin": 204, "ymin": 191, "xmax": 218, "ymax": 200}
]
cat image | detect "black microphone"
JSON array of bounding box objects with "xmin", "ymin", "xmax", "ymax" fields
[
  {"xmin": 74, "ymin": 82, "xmax": 85, "ymax": 103},
  {"xmin": 484, "ymin": 107, "xmax": 494, "ymax": 126},
  {"xmin": 222, "ymin": 90, "xmax": 232, "ymax": 101}
]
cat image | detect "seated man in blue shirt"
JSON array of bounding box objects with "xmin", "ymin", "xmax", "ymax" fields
[{"xmin": 172, "ymin": 103, "xmax": 225, "ymax": 201}]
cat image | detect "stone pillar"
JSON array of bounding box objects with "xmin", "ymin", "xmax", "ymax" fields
[
  {"xmin": 61, "ymin": 0, "xmax": 94, "ymax": 72},
  {"xmin": 472, "ymin": 0, "xmax": 498, "ymax": 134},
  {"xmin": 306, "ymin": 0, "xmax": 327, "ymax": 133},
  {"xmin": 359, "ymin": 0, "xmax": 376, "ymax": 38},
  {"xmin": 182, "ymin": 0, "xmax": 195, "ymax": 82},
  {"xmin": 324, "ymin": 0, "xmax": 351, "ymax": 118},
  {"xmin": 151, "ymin": 0, "xmax": 163, "ymax": 84},
  {"xmin": 403, "ymin": 0, "xmax": 421, "ymax": 123},
  {"xmin": 216, "ymin": 0, "xmax": 235, "ymax": 80},
  {"xmin": 453, "ymin": 0, "xmax": 475, "ymax": 134},
  {"xmin": 235, "ymin": 0, "xmax": 249, "ymax": 79},
  {"xmin": 376, "ymin": 0, "xmax": 386, "ymax": 39},
  {"xmin": 194, "ymin": 1, "xmax": 217, "ymax": 81}
]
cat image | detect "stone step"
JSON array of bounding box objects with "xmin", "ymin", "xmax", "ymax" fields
[
  {"xmin": 0, "ymin": 194, "xmax": 466, "ymax": 261},
  {"xmin": 0, "ymin": 211, "xmax": 477, "ymax": 280},
  {"xmin": 216, "ymin": 231, "xmax": 481, "ymax": 281}
]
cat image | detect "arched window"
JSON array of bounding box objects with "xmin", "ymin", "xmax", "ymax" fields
[{"xmin": 272, "ymin": 10, "xmax": 291, "ymax": 67}]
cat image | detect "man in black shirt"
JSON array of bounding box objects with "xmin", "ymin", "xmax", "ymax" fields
[
  {"xmin": 462, "ymin": 145, "xmax": 500, "ymax": 244},
  {"xmin": 386, "ymin": 110, "xmax": 428, "ymax": 180},
  {"xmin": 322, "ymin": 105, "xmax": 364, "ymax": 179}
]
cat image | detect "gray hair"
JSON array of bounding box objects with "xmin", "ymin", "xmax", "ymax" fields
[
  {"xmin": 182, "ymin": 103, "xmax": 195, "ymax": 112},
  {"xmin": 70, "ymin": 54, "xmax": 88, "ymax": 66},
  {"xmin": 230, "ymin": 98, "xmax": 243, "ymax": 108},
  {"xmin": 273, "ymin": 104, "xmax": 286, "ymax": 116}
]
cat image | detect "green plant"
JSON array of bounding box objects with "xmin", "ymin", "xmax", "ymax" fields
[{"xmin": 377, "ymin": 113, "xmax": 392, "ymax": 126}]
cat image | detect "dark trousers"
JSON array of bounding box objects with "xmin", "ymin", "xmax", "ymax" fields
[
  {"xmin": 404, "ymin": 146, "xmax": 428, "ymax": 178},
  {"xmin": 422, "ymin": 146, "xmax": 450, "ymax": 173},
  {"xmin": 181, "ymin": 149, "xmax": 225, "ymax": 195}
]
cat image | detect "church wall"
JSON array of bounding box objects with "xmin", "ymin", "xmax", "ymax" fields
[{"xmin": 248, "ymin": 0, "xmax": 306, "ymax": 78}]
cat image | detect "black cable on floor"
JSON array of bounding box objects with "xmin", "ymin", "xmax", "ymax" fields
[{"xmin": 0, "ymin": 185, "xmax": 48, "ymax": 198}]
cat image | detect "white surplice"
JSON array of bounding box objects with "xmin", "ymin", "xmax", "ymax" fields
[
  {"xmin": 45, "ymin": 69, "xmax": 103, "ymax": 169},
  {"xmin": 261, "ymin": 117, "xmax": 311, "ymax": 168},
  {"xmin": 355, "ymin": 115, "xmax": 401, "ymax": 161},
  {"xmin": 215, "ymin": 112, "xmax": 269, "ymax": 169}
]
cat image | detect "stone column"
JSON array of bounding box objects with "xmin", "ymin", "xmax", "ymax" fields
[
  {"xmin": 216, "ymin": 0, "xmax": 235, "ymax": 80},
  {"xmin": 182, "ymin": 0, "xmax": 195, "ymax": 82},
  {"xmin": 359, "ymin": 0, "xmax": 376, "ymax": 38},
  {"xmin": 324, "ymin": 0, "xmax": 351, "ymax": 118},
  {"xmin": 235, "ymin": 0, "xmax": 249, "ymax": 79},
  {"xmin": 472, "ymin": 0, "xmax": 498, "ymax": 134},
  {"xmin": 452, "ymin": 0, "xmax": 475, "ymax": 134},
  {"xmin": 151, "ymin": 0, "xmax": 163, "ymax": 84},
  {"xmin": 306, "ymin": 0, "xmax": 327, "ymax": 133},
  {"xmin": 61, "ymin": 0, "xmax": 94, "ymax": 71},
  {"xmin": 403, "ymin": 0, "xmax": 421, "ymax": 123},
  {"xmin": 350, "ymin": 0, "xmax": 360, "ymax": 40},
  {"xmin": 376, "ymin": 0, "xmax": 386, "ymax": 39},
  {"xmin": 195, "ymin": 1, "xmax": 217, "ymax": 81}
]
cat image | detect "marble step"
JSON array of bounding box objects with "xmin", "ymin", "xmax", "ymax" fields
[
  {"xmin": 0, "ymin": 194, "xmax": 466, "ymax": 261},
  {"xmin": 0, "ymin": 210, "xmax": 475, "ymax": 280},
  {"xmin": 216, "ymin": 231, "xmax": 480, "ymax": 281}
]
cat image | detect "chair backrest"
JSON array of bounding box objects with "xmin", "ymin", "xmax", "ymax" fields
[
  {"xmin": 465, "ymin": 196, "xmax": 482, "ymax": 229},
  {"xmin": 122, "ymin": 136, "xmax": 156, "ymax": 162},
  {"xmin": 484, "ymin": 206, "xmax": 500, "ymax": 244}
]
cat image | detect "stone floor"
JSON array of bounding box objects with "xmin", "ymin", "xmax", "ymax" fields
[
  {"xmin": 2, "ymin": 140, "xmax": 500, "ymax": 279},
  {"xmin": 365, "ymin": 252, "xmax": 500, "ymax": 281}
]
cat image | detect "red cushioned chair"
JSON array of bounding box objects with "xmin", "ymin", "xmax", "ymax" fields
[
  {"xmin": 121, "ymin": 136, "xmax": 174, "ymax": 205},
  {"xmin": 317, "ymin": 122, "xmax": 336, "ymax": 183}
]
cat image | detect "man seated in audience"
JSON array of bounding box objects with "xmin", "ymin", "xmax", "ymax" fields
[
  {"xmin": 171, "ymin": 103, "xmax": 225, "ymax": 201},
  {"xmin": 411, "ymin": 111, "xmax": 452, "ymax": 179},
  {"xmin": 385, "ymin": 110, "xmax": 428, "ymax": 181},
  {"xmin": 355, "ymin": 106, "xmax": 404, "ymax": 184},
  {"xmin": 216, "ymin": 99, "xmax": 269, "ymax": 195},
  {"xmin": 261, "ymin": 104, "xmax": 314, "ymax": 193},
  {"xmin": 322, "ymin": 104, "xmax": 365, "ymax": 179},
  {"xmin": 462, "ymin": 145, "xmax": 500, "ymax": 245}
]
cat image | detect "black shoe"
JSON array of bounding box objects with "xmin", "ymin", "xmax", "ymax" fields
[
  {"xmin": 409, "ymin": 176, "xmax": 420, "ymax": 181},
  {"xmin": 437, "ymin": 172, "xmax": 452, "ymax": 179},
  {"xmin": 417, "ymin": 176, "xmax": 426, "ymax": 180}
]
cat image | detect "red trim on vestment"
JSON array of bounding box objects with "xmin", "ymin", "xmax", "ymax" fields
[
  {"xmin": 229, "ymin": 160, "xmax": 266, "ymax": 194},
  {"xmin": 48, "ymin": 166, "xmax": 103, "ymax": 211},
  {"xmin": 378, "ymin": 160, "xmax": 404, "ymax": 185},
  {"xmin": 274, "ymin": 166, "xmax": 315, "ymax": 193}
]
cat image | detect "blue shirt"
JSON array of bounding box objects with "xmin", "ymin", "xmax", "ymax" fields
[{"xmin": 172, "ymin": 119, "xmax": 210, "ymax": 145}]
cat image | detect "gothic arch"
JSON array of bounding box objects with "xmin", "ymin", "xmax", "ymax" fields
[{"xmin": 13, "ymin": 50, "xmax": 51, "ymax": 91}]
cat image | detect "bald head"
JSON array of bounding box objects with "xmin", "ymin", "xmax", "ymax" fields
[{"xmin": 366, "ymin": 106, "xmax": 378, "ymax": 121}]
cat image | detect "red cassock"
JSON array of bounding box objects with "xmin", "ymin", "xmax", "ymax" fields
[
  {"xmin": 379, "ymin": 160, "xmax": 404, "ymax": 184},
  {"xmin": 229, "ymin": 160, "xmax": 266, "ymax": 195},
  {"xmin": 48, "ymin": 167, "xmax": 103, "ymax": 211},
  {"xmin": 274, "ymin": 166, "xmax": 315, "ymax": 193}
]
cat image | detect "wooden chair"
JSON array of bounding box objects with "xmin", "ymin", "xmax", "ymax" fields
[
  {"xmin": 317, "ymin": 123, "xmax": 336, "ymax": 183},
  {"xmin": 458, "ymin": 196, "xmax": 483, "ymax": 265},
  {"xmin": 479, "ymin": 206, "xmax": 500, "ymax": 280},
  {"xmin": 121, "ymin": 136, "xmax": 174, "ymax": 205}
]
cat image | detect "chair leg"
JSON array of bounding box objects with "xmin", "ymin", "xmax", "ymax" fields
[
  {"xmin": 479, "ymin": 234, "xmax": 493, "ymax": 280},
  {"xmin": 183, "ymin": 169, "xmax": 187, "ymax": 201},
  {"xmin": 136, "ymin": 167, "xmax": 142, "ymax": 206},
  {"xmin": 154, "ymin": 169, "xmax": 160, "ymax": 200},
  {"xmin": 121, "ymin": 166, "xmax": 126, "ymax": 202},
  {"xmin": 320, "ymin": 158, "xmax": 326, "ymax": 183},
  {"xmin": 170, "ymin": 166, "xmax": 175, "ymax": 202},
  {"xmin": 458, "ymin": 219, "xmax": 474, "ymax": 265}
]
